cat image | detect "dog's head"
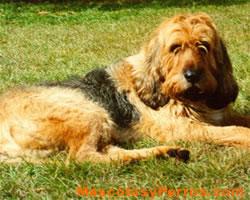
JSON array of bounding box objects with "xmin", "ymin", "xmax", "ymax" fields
[{"xmin": 135, "ymin": 13, "xmax": 238, "ymax": 110}]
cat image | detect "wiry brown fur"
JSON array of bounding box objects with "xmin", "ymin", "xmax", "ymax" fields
[
  {"xmin": 0, "ymin": 13, "xmax": 250, "ymax": 164},
  {"xmin": 0, "ymin": 86, "xmax": 189, "ymax": 163}
]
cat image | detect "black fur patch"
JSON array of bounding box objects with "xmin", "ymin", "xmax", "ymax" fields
[{"xmin": 46, "ymin": 68, "xmax": 140, "ymax": 128}]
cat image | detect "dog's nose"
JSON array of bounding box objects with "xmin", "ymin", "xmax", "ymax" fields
[{"xmin": 184, "ymin": 69, "xmax": 202, "ymax": 84}]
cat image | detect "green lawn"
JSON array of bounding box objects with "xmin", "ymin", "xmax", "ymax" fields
[{"xmin": 0, "ymin": 1, "xmax": 249, "ymax": 199}]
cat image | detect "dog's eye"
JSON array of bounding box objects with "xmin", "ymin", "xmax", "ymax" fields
[
  {"xmin": 197, "ymin": 42, "xmax": 210, "ymax": 55},
  {"xmin": 169, "ymin": 44, "xmax": 181, "ymax": 54}
]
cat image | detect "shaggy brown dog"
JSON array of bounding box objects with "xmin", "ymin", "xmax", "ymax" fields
[{"xmin": 0, "ymin": 13, "xmax": 249, "ymax": 163}]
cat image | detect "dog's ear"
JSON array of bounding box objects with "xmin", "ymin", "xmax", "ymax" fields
[
  {"xmin": 134, "ymin": 33, "xmax": 169, "ymax": 110},
  {"xmin": 136, "ymin": 78, "xmax": 169, "ymax": 110},
  {"xmin": 206, "ymin": 39, "xmax": 238, "ymax": 109}
]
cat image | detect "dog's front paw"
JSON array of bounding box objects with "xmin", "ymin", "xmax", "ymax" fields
[{"xmin": 166, "ymin": 148, "xmax": 190, "ymax": 162}]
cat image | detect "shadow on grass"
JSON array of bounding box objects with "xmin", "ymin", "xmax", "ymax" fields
[{"xmin": 2, "ymin": 0, "xmax": 249, "ymax": 12}]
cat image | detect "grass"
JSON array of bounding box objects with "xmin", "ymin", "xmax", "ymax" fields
[{"xmin": 0, "ymin": 0, "xmax": 249, "ymax": 199}]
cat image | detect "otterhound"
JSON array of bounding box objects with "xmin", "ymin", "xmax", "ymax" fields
[{"xmin": 0, "ymin": 13, "xmax": 250, "ymax": 163}]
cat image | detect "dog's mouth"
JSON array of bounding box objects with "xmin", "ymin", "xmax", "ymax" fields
[{"xmin": 179, "ymin": 86, "xmax": 206, "ymax": 101}]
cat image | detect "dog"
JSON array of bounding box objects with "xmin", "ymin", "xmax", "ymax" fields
[{"xmin": 0, "ymin": 13, "xmax": 249, "ymax": 163}]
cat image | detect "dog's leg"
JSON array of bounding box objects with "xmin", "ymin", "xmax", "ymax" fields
[
  {"xmin": 75, "ymin": 144, "xmax": 190, "ymax": 164},
  {"xmin": 144, "ymin": 120, "xmax": 250, "ymax": 148},
  {"xmin": 204, "ymin": 125, "xmax": 250, "ymax": 148}
]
